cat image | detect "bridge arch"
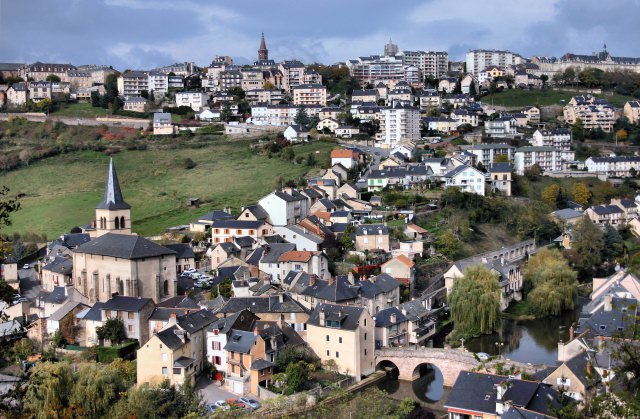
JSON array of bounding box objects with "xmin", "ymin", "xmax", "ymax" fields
[
  {"xmin": 375, "ymin": 348, "xmax": 480, "ymax": 387},
  {"xmin": 411, "ymin": 363, "xmax": 445, "ymax": 403}
]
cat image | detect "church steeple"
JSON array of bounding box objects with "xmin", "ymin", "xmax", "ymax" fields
[
  {"xmin": 94, "ymin": 158, "xmax": 132, "ymax": 237},
  {"xmin": 96, "ymin": 158, "xmax": 130, "ymax": 210},
  {"xmin": 258, "ymin": 32, "xmax": 269, "ymax": 60}
]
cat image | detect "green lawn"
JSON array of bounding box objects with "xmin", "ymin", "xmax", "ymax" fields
[
  {"xmin": 51, "ymin": 102, "xmax": 113, "ymax": 118},
  {"xmin": 483, "ymin": 89, "xmax": 635, "ymax": 108},
  {"xmin": 1, "ymin": 138, "xmax": 336, "ymax": 238}
]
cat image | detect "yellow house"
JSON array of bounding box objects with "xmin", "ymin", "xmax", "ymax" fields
[
  {"xmin": 306, "ymin": 303, "xmax": 375, "ymax": 381},
  {"xmin": 137, "ymin": 310, "xmax": 217, "ymax": 386}
]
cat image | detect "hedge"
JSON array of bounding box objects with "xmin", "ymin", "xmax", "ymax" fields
[{"xmin": 97, "ymin": 340, "xmax": 139, "ymax": 363}]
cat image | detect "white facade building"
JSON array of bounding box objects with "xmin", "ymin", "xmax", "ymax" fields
[
  {"xmin": 379, "ymin": 102, "xmax": 420, "ymax": 148},
  {"xmin": 513, "ymin": 146, "xmax": 563, "ymax": 175},
  {"xmin": 443, "ymin": 165, "xmax": 486, "ymax": 195},
  {"xmin": 466, "ymin": 49, "xmax": 524, "ymax": 75},
  {"xmin": 532, "ymin": 128, "xmax": 572, "ymax": 151},
  {"xmin": 175, "ymin": 91, "xmax": 209, "ymax": 111}
]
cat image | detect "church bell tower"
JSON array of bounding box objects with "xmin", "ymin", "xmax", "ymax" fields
[{"xmin": 94, "ymin": 158, "xmax": 132, "ymax": 237}]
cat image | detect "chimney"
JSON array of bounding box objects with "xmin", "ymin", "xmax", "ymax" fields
[
  {"xmin": 347, "ymin": 271, "xmax": 355, "ymax": 285},
  {"xmin": 500, "ymin": 256, "xmax": 505, "ymax": 266},
  {"xmin": 401, "ymin": 308, "xmax": 407, "ymax": 316},
  {"xmin": 604, "ymin": 294, "xmax": 613, "ymax": 312},
  {"xmin": 586, "ymin": 361, "xmax": 592, "ymax": 376},
  {"xmin": 328, "ymin": 276, "xmax": 334, "ymax": 286},
  {"xmin": 270, "ymin": 335, "xmax": 277, "ymax": 350},
  {"xmin": 168, "ymin": 312, "xmax": 177, "ymax": 326},
  {"xmin": 319, "ymin": 308, "xmax": 326, "ymax": 323},
  {"xmin": 184, "ymin": 309, "xmax": 189, "ymax": 315},
  {"xmin": 278, "ymin": 293, "xmax": 284, "ymax": 303},
  {"xmin": 569, "ymin": 324, "xmax": 575, "ymax": 341},
  {"xmin": 309, "ymin": 275, "xmax": 316, "ymax": 286},
  {"xmin": 496, "ymin": 382, "xmax": 506, "ymax": 401},
  {"xmin": 278, "ymin": 313, "xmax": 285, "ymax": 328},
  {"xmin": 390, "ymin": 312, "xmax": 397, "ymax": 324}
]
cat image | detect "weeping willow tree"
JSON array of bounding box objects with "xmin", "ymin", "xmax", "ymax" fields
[
  {"xmin": 524, "ymin": 248, "xmax": 578, "ymax": 317},
  {"xmin": 449, "ymin": 265, "xmax": 501, "ymax": 338}
]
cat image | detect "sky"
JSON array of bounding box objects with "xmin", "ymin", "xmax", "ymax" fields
[{"xmin": 1, "ymin": 0, "xmax": 640, "ymax": 70}]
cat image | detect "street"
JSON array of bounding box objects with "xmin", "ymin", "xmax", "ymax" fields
[{"xmin": 0, "ymin": 113, "xmax": 149, "ymax": 129}]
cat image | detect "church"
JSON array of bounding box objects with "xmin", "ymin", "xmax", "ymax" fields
[{"xmin": 73, "ymin": 159, "xmax": 177, "ymax": 304}]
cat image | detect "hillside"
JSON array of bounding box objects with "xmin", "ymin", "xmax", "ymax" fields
[
  {"xmin": 482, "ymin": 88, "xmax": 634, "ymax": 108},
  {"xmin": 0, "ymin": 138, "xmax": 335, "ymax": 238}
]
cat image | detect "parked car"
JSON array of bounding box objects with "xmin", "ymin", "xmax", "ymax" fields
[
  {"xmin": 238, "ymin": 397, "xmax": 261, "ymax": 410},
  {"xmin": 205, "ymin": 404, "xmax": 217, "ymax": 413},
  {"xmin": 23, "ymin": 264, "xmax": 30, "ymax": 269},
  {"xmin": 214, "ymin": 400, "xmax": 230, "ymax": 411},
  {"xmin": 184, "ymin": 268, "xmax": 197, "ymax": 274},
  {"xmin": 180, "ymin": 272, "xmax": 192, "ymax": 279},
  {"xmin": 227, "ymin": 399, "xmax": 246, "ymax": 409},
  {"xmin": 476, "ymin": 352, "xmax": 490, "ymax": 362}
]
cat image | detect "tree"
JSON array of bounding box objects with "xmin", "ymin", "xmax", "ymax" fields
[
  {"xmin": 306, "ymin": 153, "xmax": 317, "ymax": 167},
  {"xmin": 209, "ymin": 278, "xmax": 232, "ymax": 299},
  {"xmin": 12, "ymin": 338, "xmax": 33, "ymax": 361},
  {"xmin": 23, "ymin": 362, "xmax": 75, "ymax": 417},
  {"xmin": 341, "ymin": 224, "xmax": 355, "ymax": 250},
  {"xmin": 602, "ymin": 225, "xmax": 625, "ymax": 260},
  {"xmin": 285, "ymin": 361, "xmax": 308, "ymax": 394},
  {"xmin": 572, "ymin": 118, "xmax": 585, "ymax": 141},
  {"xmin": 494, "ymin": 154, "xmax": 510, "ymax": 163},
  {"xmin": 571, "ymin": 182, "xmax": 591, "ymax": 207},
  {"xmin": 448, "ymin": 265, "xmax": 501, "ymax": 337},
  {"xmin": 616, "ymin": 128, "xmax": 629, "ymax": 142},
  {"xmin": 0, "ymin": 280, "xmax": 18, "ymax": 304},
  {"xmin": 566, "ymin": 216, "xmax": 604, "ymax": 276},
  {"xmin": 220, "ymin": 102, "xmax": 232, "ymax": 122},
  {"xmin": 294, "ymin": 107, "xmax": 310, "ymax": 126},
  {"xmin": 435, "ymin": 229, "xmax": 462, "ymax": 259},
  {"xmin": 140, "ymin": 90, "xmax": 149, "ymax": 99},
  {"xmin": 96, "ymin": 317, "xmax": 127, "ymax": 344},
  {"xmin": 524, "ymin": 248, "xmax": 578, "ymax": 317},
  {"xmin": 112, "ymin": 379, "xmax": 203, "ymax": 418},
  {"xmin": 540, "ymin": 74, "xmax": 549, "ymax": 87},
  {"xmin": 45, "ymin": 74, "xmax": 61, "ymax": 82},
  {"xmin": 541, "ymin": 184, "xmax": 560, "ymax": 208},
  {"xmin": 263, "ymin": 81, "xmax": 276, "ymax": 89}
]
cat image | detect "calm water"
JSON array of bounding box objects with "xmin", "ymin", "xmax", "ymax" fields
[{"xmin": 376, "ymin": 297, "xmax": 587, "ymax": 410}]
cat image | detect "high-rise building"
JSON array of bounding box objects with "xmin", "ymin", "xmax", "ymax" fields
[
  {"xmin": 384, "ymin": 39, "xmax": 399, "ymax": 57},
  {"xmin": 398, "ymin": 50, "xmax": 449, "ymax": 80},
  {"xmin": 379, "ymin": 102, "xmax": 420, "ymax": 147},
  {"xmin": 258, "ymin": 32, "xmax": 269, "ymax": 60},
  {"xmin": 465, "ymin": 49, "xmax": 523, "ymax": 75}
]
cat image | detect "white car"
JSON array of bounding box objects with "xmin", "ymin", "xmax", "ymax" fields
[
  {"xmin": 214, "ymin": 400, "xmax": 230, "ymax": 411},
  {"xmin": 238, "ymin": 397, "xmax": 260, "ymax": 410},
  {"xmin": 23, "ymin": 264, "xmax": 30, "ymax": 269},
  {"xmin": 476, "ymin": 352, "xmax": 490, "ymax": 362},
  {"xmin": 184, "ymin": 268, "xmax": 197, "ymax": 274}
]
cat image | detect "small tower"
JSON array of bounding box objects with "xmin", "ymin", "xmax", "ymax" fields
[
  {"xmin": 95, "ymin": 158, "xmax": 132, "ymax": 237},
  {"xmin": 258, "ymin": 32, "xmax": 269, "ymax": 61},
  {"xmin": 384, "ymin": 38, "xmax": 399, "ymax": 57}
]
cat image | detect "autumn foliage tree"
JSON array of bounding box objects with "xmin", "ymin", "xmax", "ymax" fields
[{"xmin": 571, "ymin": 182, "xmax": 592, "ymax": 207}]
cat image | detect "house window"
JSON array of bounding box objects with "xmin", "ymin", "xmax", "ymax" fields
[
  {"xmin": 364, "ymin": 349, "xmax": 367, "ymax": 356},
  {"xmin": 105, "ymin": 310, "xmax": 111, "ymax": 318},
  {"xmin": 364, "ymin": 333, "xmax": 367, "ymax": 340},
  {"xmin": 336, "ymin": 351, "xmax": 339, "ymax": 358},
  {"xmin": 173, "ymin": 368, "xmax": 181, "ymax": 375},
  {"xmin": 339, "ymin": 337, "xmax": 342, "ymax": 344},
  {"xmin": 326, "ymin": 350, "xmax": 330, "ymax": 356},
  {"xmin": 128, "ymin": 325, "xmax": 133, "ymax": 333},
  {"xmin": 326, "ymin": 335, "xmax": 330, "ymax": 342},
  {"xmin": 162, "ymin": 353, "xmax": 168, "ymax": 361},
  {"xmin": 162, "ymin": 367, "xmax": 168, "ymax": 375},
  {"xmin": 128, "ymin": 312, "xmax": 134, "ymax": 319}
]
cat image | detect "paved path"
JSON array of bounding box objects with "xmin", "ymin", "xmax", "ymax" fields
[
  {"xmin": 197, "ymin": 376, "xmax": 236, "ymax": 404},
  {"xmin": 0, "ymin": 113, "xmax": 149, "ymax": 129}
]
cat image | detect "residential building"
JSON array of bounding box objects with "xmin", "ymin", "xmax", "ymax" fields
[
  {"xmin": 137, "ymin": 310, "xmax": 217, "ymax": 386},
  {"xmin": 373, "ymin": 307, "xmax": 410, "ymax": 348},
  {"xmin": 624, "ymin": 100, "xmax": 640, "ymax": 124},
  {"xmin": 335, "ymin": 126, "xmax": 360, "ymax": 138},
  {"xmin": 207, "ymin": 309, "xmax": 259, "ymax": 376},
  {"xmin": 41, "ymin": 256, "xmax": 73, "ymax": 292},
  {"xmin": 218, "ymin": 295, "xmax": 309, "ymax": 336},
  {"xmin": 73, "ymin": 160, "xmax": 177, "ymax": 304},
  {"xmin": 306, "ymin": 303, "xmax": 375, "ymax": 381},
  {"xmin": 18, "ymin": 61, "xmax": 76, "ymax": 81},
  {"xmin": 346, "ymin": 55, "xmax": 404, "ymax": 86},
  {"xmin": 352, "ymin": 89, "xmax": 379, "ymax": 103},
  {"xmin": 513, "ymin": 146, "xmax": 563, "ymax": 175},
  {"xmin": 211, "ymin": 220, "xmax": 272, "ymax": 244},
  {"xmin": 443, "ymin": 165, "xmax": 486, "ymax": 196},
  {"xmin": 101, "ymin": 295, "xmax": 156, "ymax": 344},
  {"xmin": 397, "ymin": 50, "xmax": 449, "ymax": 80},
  {"xmin": 147, "ymin": 72, "xmax": 169, "ymax": 96},
  {"xmin": 551, "ymin": 208, "xmax": 585, "ymax": 226},
  {"xmin": 451, "ymin": 109, "xmax": 479, "ymax": 127},
  {"xmin": 330, "ymin": 148, "xmax": 360, "ymax": 169},
  {"xmin": 175, "ymin": 91, "xmax": 208, "ymax": 111},
  {"xmin": 532, "ymin": 128, "xmax": 572, "ymax": 151},
  {"xmin": 477, "ymin": 65, "xmax": 505, "ymax": 83},
  {"xmin": 317, "ymin": 118, "xmax": 340, "ymax": 133},
  {"xmin": 532, "ymin": 46, "xmax": 640, "ymax": 76},
  {"xmin": 355, "ymin": 224, "xmax": 390, "ymax": 252},
  {"xmin": 585, "ymin": 155, "xmax": 640, "ymax": 177},
  {"xmin": 418, "ymin": 90, "xmax": 441, "ymax": 110},
  {"xmin": 117, "ymin": 71, "xmax": 148, "ymax": 99},
  {"xmin": 543, "ymin": 352, "xmax": 601, "ymax": 407},
  {"xmin": 6, "ymin": 82, "xmax": 28, "ymax": 106},
  {"xmin": 611, "ymin": 198, "xmax": 639, "ymax": 221},
  {"xmin": 466, "ymin": 49, "xmax": 524, "ymax": 75},
  {"xmin": 460, "ymin": 144, "xmax": 515, "ymax": 167},
  {"xmin": 283, "ymin": 124, "xmax": 310, "ymax": 142},
  {"xmin": 278, "ymin": 60, "xmax": 307, "ymax": 92},
  {"xmin": 245, "ymin": 89, "xmax": 284, "ymax": 105},
  {"xmin": 189, "ymin": 210, "xmax": 234, "ymax": 233},
  {"xmin": 27, "ymin": 81, "xmax": 52, "ymax": 102},
  {"xmin": 445, "ymin": 371, "xmax": 560, "ymax": 419},
  {"xmin": 423, "ymin": 116, "xmax": 457, "ymax": 134},
  {"xmin": 258, "ymin": 189, "xmax": 310, "ymax": 226},
  {"xmin": 163, "ymin": 244, "xmax": 196, "ymax": 274},
  {"xmin": 563, "ymin": 95, "xmax": 615, "ymax": 132},
  {"xmin": 438, "ymin": 77, "xmax": 458, "ymax": 93},
  {"xmin": 460, "ymin": 74, "xmax": 478, "ymax": 95},
  {"xmin": 293, "ymin": 84, "xmax": 327, "ymax": 106},
  {"xmin": 585, "ymin": 205, "xmax": 625, "ymax": 226},
  {"xmin": 380, "ymin": 254, "xmax": 415, "ymax": 289},
  {"xmin": 153, "ymin": 112, "xmax": 173, "ymax": 135},
  {"xmin": 486, "ymin": 116, "xmax": 517, "ymax": 137},
  {"xmin": 379, "ymin": 102, "xmax": 421, "ymax": 148},
  {"xmin": 273, "ymin": 225, "xmax": 323, "ymax": 252},
  {"xmin": 522, "ymin": 106, "xmax": 541, "ymax": 123},
  {"xmin": 487, "ymin": 162, "xmax": 513, "ymax": 196},
  {"xmin": 123, "ymin": 97, "xmax": 147, "ymax": 112},
  {"xmin": 277, "ymin": 250, "xmax": 330, "ymax": 280}
]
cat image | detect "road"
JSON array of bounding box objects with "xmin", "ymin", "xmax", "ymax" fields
[
  {"xmin": 0, "ymin": 112, "xmax": 150, "ymax": 129},
  {"xmin": 18, "ymin": 263, "xmax": 41, "ymax": 301},
  {"xmin": 197, "ymin": 376, "xmax": 236, "ymax": 404}
]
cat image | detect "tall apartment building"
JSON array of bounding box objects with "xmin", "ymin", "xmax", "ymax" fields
[
  {"xmin": 466, "ymin": 49, "xmax": 523, "ymax": 75},
  {"xmin": 624, "ymin": 100, "xmax": 640, "ymax": 124},
  {"xmin": 532, "ymin": 128, "xmax": 572, "ymax": 151},
  {"xmin": 292, "ymin": 84, "xmax": 327, "ymax": 106},
  {"xmin": 460, "ymin": 144, "xmax": 515, "ymax": 167},
  {"xmin": 532, "ymin": 46, "xmax": 640, "ymax": 77},
  {"xmin": 563, "ymin": 95, "xmax": 615, "ymax": 132},
  {"xmin": 347, "ymin": 55, "xmax": 405, "ymax": 86},
  {"xmin": 378, "ymin": 102, "xmax": 420, "ymax": 148},
  {"xmin": 116, "ymin": 71, "xmax": 148, "ymax": 99},
  {"xmin": 398, "ymin": 50, "xmax": 449, "ymax": 80},
  {"xmin": 147, "ymin": 72, "xmax": 169, "ymax": 96},
  {"xmin": 278, "ymin": 60, "xmax": 306, "ymax": 92},
  {"xmin": 513, "ymin": 146, "xmax": 563, "ymax": 175}
]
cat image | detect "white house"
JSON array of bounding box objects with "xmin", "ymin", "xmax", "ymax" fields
[
  {"xmin": 153, "ymin": 112, "xmax": 173, "ymax": 135},
  {"xmin": 283, "ymin": 125, "xmax": 309, "ymax": 142},
  {"xmin": 486, "ymin": 116, "xmax": 517, "ymax": 137},
  {"xmin": 258, "ymin": 189, "xmax": 310, "ymax": 226},
  {"xmin": 175, "ymin": 91, "xmax": 209, "ymax": 111},
  {"xmin": 273, "ymin": 225, "xmax": 323, "ymax": 251},
  {"xmin": 197, "ymin": 109, "xmax": 220, "ymax": 121},
  {"xmin": 532, "ymin": 128, "xmax": 572, "ymax": 151},
  {"xmin": 443, "ymin": 165, "xmax": 486, "ymax": 195},
  {"xmin": 514, "ymin": 146, "xmax": 563, "ymax": 175}
]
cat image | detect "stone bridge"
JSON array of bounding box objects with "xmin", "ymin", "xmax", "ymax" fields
[{"xmin": 375, "ymin": 347, "xmax": 480, "ymax": 387}]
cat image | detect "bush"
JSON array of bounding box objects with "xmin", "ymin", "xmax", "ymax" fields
[
  {"xmin": 181, "ymin": 158, "xmax": 197, "ymax": 169},
  {"xmin": 96, "ymin": 340, "xmax": 138, "ymax": 363}
]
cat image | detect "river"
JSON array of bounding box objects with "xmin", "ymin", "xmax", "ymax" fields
[{"xmin": 377, "ymin": 297, "xmax": 588, "ymax": 413}]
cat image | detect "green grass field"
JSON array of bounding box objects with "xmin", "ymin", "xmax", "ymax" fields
[
  {"xmin": 483, "ymin": 89, "xmax": 634, "ymax": 108},
  {"xmin": 1, "ymin": 138, "xmax": 336, "ymax": 238},
  {"xmin": 51, "ymin": 103, "xmax": 113, "ymax": 118}
]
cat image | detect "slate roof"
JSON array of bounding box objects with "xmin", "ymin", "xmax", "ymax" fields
[
  {"xmin": 552, "ymin": 208, "xmax": 584, "ymax": 221},
  {"xmin": 278, "ymin": 225, "xmax": 323, "ymax": 244},
  {"xmin": 260, "ymin": 243, "xmax": 297, "ymax": 264},
  {"xmin": 224, "ymin": 329, "xmax": 256, "ymax": 353},
  {"xmin": 49, "ymin": 301, "xmax": 87, "ymax": 322},
  {"xmin": 74, "ymin": 233, "xmax": 175, "ymax": 259},
  {"xmin": 304, "ymin": 276, "xmax": 360, "ymax": 302},
  {"xmin": 216, "ymin": 242, "xmax": 241, "ymax": 254},
  {"xmin": 156, "ymin": 295, "xmax": 200, "ymax": 309},
  {"xmin": 82, "ymin": 302, "xmax": 105, "ymax": 322},
  {"xmin": 43, "ymin": 256, "xmax": 73, "ymax": 275},
  {"xmin": 176, "ymin": 309, "xmax": 217, "ymax": 333},
  {"xmin": 197, "ymin": 210, "xmax": 234, "ymax": 222},
  {"xmin": 219, "ymin": 294, "xmax": 307, "ymax": 314},
  {"xmin": 355, "ymin": 224, "xmax": 388, "ymax": 236},
  {"xmin": 245, "ymin": 247, "xmax": 264, "ymax": 266},
  {"xmin": 41, "ymin": 286, "xmax": 68, "ymax": 304},
  {"xmin": 96, "ymin": 158, "xmax": 131, "ymax": 210},
  {"xmin": 153, "ymin": 113, "xmax": 171, "ymax": 124},
  {"xmin": 101, "ymin": 295, "xmax": 154, "ymax": 312},
  {"xmin": 250, "ymin": 358, "xmax": 274, "ymax": 371},
  {"xmin": 589, "ymin": 205, "xmax": 624, "ymax": 216},
  {"xmin": 163, "ymin": 244, "xmax": 195, "ymax": 259},
  {"xmin": 307, "ymin": 303, "xmax": 365, "ymax": 330},
  {"xmin": 374, "ymin": 306, "xmax": 408, "ymax": 327},
  {"xmin": 358, "ymin": 274, "xmax": 401, "ymax": 299},
  {"xmin": 488, "ymin": 162, "xmax": 513, "ymax": 173},
  {"xmin": 240, "ymin": 204, "xmax": 269, "ymax": 221},
  {"xmin": 174, "ymin": 356, "xmax": 195, "ymax": 368},
  {"xmin": 211, "ymin": 220, "xmax": 267, "ymax": 229},
  {"xmin": 50, "ymin": 233, "xmax": 91, "ymax": 250},
  {"xmin": 156, "ymin": 325, "xmax": 186, "ymax": 350},
  {"xmin": 234, "ymin": 236, "xmax": 256, "ymax": 248}
]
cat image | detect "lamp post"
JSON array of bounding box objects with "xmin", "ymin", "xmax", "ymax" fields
[{"xmin": 495, "ymin": 341, "xmax": 504, "ymax": 359}]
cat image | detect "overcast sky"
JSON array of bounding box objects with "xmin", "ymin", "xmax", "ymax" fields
[{"xmin": 1, "ymin": 0, "xmax": 639, "ymax": 70}]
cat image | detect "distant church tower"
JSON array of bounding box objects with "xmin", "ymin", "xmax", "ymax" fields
[
  {"xmin": 258, "ymin": 32, "xmax": 269, "ymax": 60},
  {"xmin": 94, "ymin": 158, "xmax": 132, "ymax": 237},
  {"xmin": 384, "ymin": 38, "xmax": 399, "ymax": 57}
]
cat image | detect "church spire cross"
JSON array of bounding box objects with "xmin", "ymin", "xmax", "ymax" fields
[{"xmin": 96, "ymin": 158, "xmax": 131, "ymax": 210}]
